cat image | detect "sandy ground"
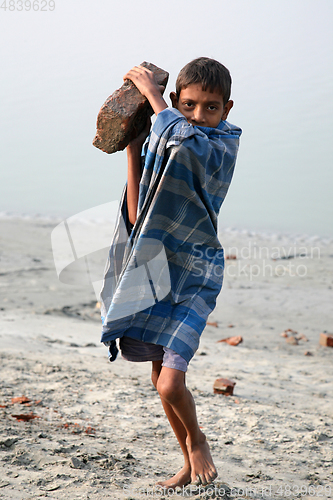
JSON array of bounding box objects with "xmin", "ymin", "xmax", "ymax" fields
[{"xmin": 0, "ymin": 217, "xmax": 333, "ymax": 500}]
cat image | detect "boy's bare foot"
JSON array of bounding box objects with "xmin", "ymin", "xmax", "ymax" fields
[
  {"xmin": 186, "ymin": 432, "xmax": 218, "ymax": 486},
  {"xmin": 156, "ymin": 465, "xmax": 191, "ymax": 489}
]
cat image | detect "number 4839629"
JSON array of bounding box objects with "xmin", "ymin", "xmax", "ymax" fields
[{"xmin": 1, "ymin": 0, "xmax": 55, "ymax": 10}]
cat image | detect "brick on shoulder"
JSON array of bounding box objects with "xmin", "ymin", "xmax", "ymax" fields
[{"xmin": 93, "ymin": 62, "xmax": 169, "ymax": 154}]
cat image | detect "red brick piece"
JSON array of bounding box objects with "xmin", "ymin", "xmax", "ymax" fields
[
  {"xmin": 319, "ymin": 333, "xmax": 333, "ymax": 347},
  {"xmin": 11, "ymin": 396, "xmax": 31, "ymax": 404},
  {"xmin": 213, "ymin": 378, "xmax": 236, "ymax": 396},
  {"xmin": 286, "ymin": 336, "xmax": 298, "ymax": 345},
  {"xmin": 93, "ymin": 62, "xmax": 169, "ymax": 154},
  {"xmin": 217, "ymin": 336, "xmax": 243, "ymax": 346},
  {"xmin": 206, "ymin": 321, "xmax": 218, "ymax": 328}
]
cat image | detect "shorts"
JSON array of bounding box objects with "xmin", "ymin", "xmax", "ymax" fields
[{"xmin": 119, "ymin": 336, "xmax": 188, "ymax": 372}]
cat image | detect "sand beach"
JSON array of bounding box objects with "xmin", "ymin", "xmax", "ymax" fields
[{"xmin": 0, "ymin": 216, "xmax": 332, "ymax": 499}]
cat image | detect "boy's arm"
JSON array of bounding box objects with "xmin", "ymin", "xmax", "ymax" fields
[
  {"xmin": 126, "ymin": 119, "xmax": 150, "ymax": 226},
  {"xmin": 124, "ymin": 65, "xmax": 168, "ymax": 226},
  {"xmin": 123, "ymin": 65, "xmax": 168, "ymax": 115}
]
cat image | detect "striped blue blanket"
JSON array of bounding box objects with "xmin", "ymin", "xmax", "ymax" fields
[{"xmin": 100, "ymin": 108, "xmax": 241, "ymax": 362}]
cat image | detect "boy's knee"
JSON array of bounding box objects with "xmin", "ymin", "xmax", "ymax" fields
[{"xmin": 156, "ymin": 373, "xmax": 185, "ymax": 404}]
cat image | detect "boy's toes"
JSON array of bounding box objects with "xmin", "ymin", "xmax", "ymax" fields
[
  {"xmin": 192, "ymin": 474, "xmax": 210, "ymax": 486},
  {"xmin": 192, "ymin": 468, "xmax": 218, "ymax": 487},
  {"xmin": 210, "ymin": 469, "xmax": 218, "ymax": 481},
  {"xmin": 192, "ymin": 475, "xmax": 202, "ymax": 486},
  {"xmin": 200, "ymin": 474, "xmax": 209, "ymax": 486},
  {"xmin": 201, "ymin": 473, "xmax": 212, "ymax": 486}
]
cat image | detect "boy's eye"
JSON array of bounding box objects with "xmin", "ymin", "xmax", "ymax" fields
[
  {"xmin": 207, "ymin": 105, "xmax": 217, "ymax": 111},
  {"xmin": 183, "ymin": 102, "xmax": 194, "ymax": 108}
]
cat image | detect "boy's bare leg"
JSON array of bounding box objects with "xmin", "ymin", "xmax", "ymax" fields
[
  {"xmin": 151, "ymin": 361, "xmax": 191, "ymax": 488},
  {"xmin": 153, "ymin": 363, "xmax": 217, "ymax": 486}
]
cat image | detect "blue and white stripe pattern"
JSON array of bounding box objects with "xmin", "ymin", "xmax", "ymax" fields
[{"xmin": 100, "ymin": 108, "xmax": 241, "ymax": 362}]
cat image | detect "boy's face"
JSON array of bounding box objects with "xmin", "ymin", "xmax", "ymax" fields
[{"xmin": 170, "ymin": 84, "xmax": 233, "ymax": 128}]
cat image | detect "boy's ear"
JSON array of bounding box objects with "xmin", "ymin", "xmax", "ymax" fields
[
  {"xmin": 222, "ymin": 100, "xmax": 233, "ymax": 121},
  {"xmin": 170, "ymin": 91, "xmax": 179, "ymax": 109}
]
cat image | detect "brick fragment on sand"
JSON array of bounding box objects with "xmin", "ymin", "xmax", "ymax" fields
[
  {"xmin": 286, "ymin": 336, "xmax": 298, "ymax": 345},
  {"xmin": 93, "ymin": 62, "xmax": 169, "ymax": 154},
  {"xmin": 217, "ymin": 335, "xmax": 243, "ymax": 346},
  {"xmin": 282, "ymin": 328, "xmax": 298, "ymax": 336},
  {"xmin": 206, "ymin": 321, "xmax": 218, "ymax": 327},
  {"xmin": 296, "ymin": 333, "xmax": 308, "ymax": 342},
  {"xmin": 319, "ymin": 333, "xmax": 333, "ymax": 347},
  {"xmin": 213, "ymin": 378, "xmax": 236, "ymax": 396},
  {"xmin": 11, "ymin": 396, "xmax": 31, "ymax": 404},
  {"xmin": 11, "ymin": 413, "xmax": 40, "ymax": 422},
  {"xmin": 282, "ymin": 329, "xmax": 308, "ymax": 342}
]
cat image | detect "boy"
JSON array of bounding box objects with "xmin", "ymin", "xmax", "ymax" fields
[{"xmin": 100, "ymin": 57, "xmax": 241, "ymax": 489}]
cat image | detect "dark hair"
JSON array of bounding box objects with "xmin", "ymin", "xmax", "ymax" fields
[{"xmin": 176, "ymin": 57, "xmax": 232, "ymax": 106}]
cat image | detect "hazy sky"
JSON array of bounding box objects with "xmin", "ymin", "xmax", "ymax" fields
[{"xmin": 1, "ymin": 0, "xmax": 333, "ymax": 236}]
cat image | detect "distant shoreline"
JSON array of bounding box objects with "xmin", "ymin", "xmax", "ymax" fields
[{"xmin": 1, "ymin": 210, "xmax": 332, "ymax": 244}]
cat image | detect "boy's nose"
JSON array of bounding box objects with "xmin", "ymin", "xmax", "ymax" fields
[{"xmin": 193, "ymin": 107, "xmax": 205, "ymax": 124}]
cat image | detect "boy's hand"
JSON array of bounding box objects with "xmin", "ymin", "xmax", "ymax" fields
[
  {"xmin": 124, "ymin": 65, "xmax": 168, "ymax": 116},
  {"xmin": 124, "ymin": 65, "xmax": 164, "ymax": 98}
]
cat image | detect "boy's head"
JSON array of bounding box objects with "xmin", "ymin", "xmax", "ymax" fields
[{"xmin": 170, "ymin": 57, "xmax": 233, "ymax": 128}]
